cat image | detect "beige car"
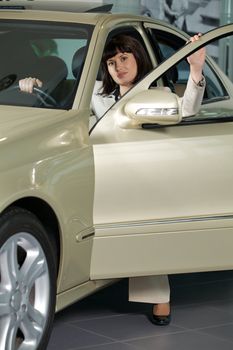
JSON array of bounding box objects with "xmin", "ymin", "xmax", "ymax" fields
[{"xmin": 1, "ymin": 1, "xmax": 233, "ymax": 349}]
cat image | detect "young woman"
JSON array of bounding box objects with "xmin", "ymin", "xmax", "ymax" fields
[
  {"xmin": 91, "ymin": 34, "xmax": 205, "ymax": 121},
  {"xmin": 19, "ymin": 33, "xmax": 206, "ymax": 326}
]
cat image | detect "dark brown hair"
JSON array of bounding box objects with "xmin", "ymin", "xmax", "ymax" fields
[{"xmin": 101, "ymin": 34, "xmax": 153, "ymax": 95}]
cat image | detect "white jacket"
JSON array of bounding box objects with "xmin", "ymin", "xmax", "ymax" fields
[{"xmin": 91, "ymin": 76, "xmax": 205, "ymax": 121}]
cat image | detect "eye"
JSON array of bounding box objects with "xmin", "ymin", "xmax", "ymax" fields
[
  {"xmin": 107, "ymin": 61, "xmax": 114, "ymax": 67},
  {"xmin": 120, "ymin": 55, "xmax": 128, "ymax": 62}
]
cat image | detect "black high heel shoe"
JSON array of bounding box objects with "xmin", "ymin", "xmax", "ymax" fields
[
  {"xmin": 150, "ymin": 313, "xmax": 171, "ymax": 326},
  {"xmin": 150, "ymin": 306, "xmax": 171, "ymax": 326}
]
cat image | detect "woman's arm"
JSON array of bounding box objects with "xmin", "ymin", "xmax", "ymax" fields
[
  {"xmin": 181, "ymin": 33, "xmax": 206, "ymax": 117},
  {"xmin": 187, "ymin": 33, "xmax": 206, "ymax": 84}
]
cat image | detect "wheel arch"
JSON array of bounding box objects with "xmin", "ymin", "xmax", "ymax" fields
[{"xmin": 3, "ymin": 197, "xmax": 61, "ymax": 275}]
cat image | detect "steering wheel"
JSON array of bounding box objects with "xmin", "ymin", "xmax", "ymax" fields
[
  {"xmin": 32, "ymin": 87, "xmax": 58, "ymax": 107},
  {"xmin": 1, "ymin": 82, "xmax": 58, "ymax": 108}
]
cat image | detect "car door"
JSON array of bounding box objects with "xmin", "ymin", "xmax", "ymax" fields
[{"xmin": 90, "ymin": 24, "xmax": 233, "ymax": 279}]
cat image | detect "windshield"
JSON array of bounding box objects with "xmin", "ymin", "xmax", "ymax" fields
[{"xmin": 0, "ymin": 20, "xmax": 93, "ymax": 109}]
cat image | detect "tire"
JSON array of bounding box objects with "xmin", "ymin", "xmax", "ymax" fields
[{"xmin": 0, "ymin": 207, "xmax": 57, "ymax": 350}]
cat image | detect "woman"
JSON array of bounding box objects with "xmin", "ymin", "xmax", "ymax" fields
[
  {"xmin": 91, "ymin": 34, "xmax": 205, "ymax": 122},
  {"xmin": 19, "ymin": 33, "xmax": 206, "ymax": 326}
]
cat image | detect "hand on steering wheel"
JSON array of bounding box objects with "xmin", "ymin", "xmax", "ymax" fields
[{"xmin": 18, "ymin": 77, "xmax": 58, "ymax": 107}]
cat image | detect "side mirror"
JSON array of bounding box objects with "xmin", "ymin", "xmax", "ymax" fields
[{"xmin": 120, "ymin": 89, "xmax": 182, "ymax": 128}]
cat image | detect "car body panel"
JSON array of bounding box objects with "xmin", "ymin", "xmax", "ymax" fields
[
  {"xmin": 2, "ymin": 0, "xmax": 113, "ymax": 13},
  {"xmin": 91, "ymin": 119, "xmax": 233, "ymax": 278},
  {"xmin": 90, "ymin": 24, "xmax": 233, "ymax": 278},
  {"xmin": 91, "ymin": 117, "xmax": 233, "ymax": 278},
  {"xmin": 0, "ymin": 8, "xmax": 104, "ymax": 24},
  {"xmin": 90, "ymin": 217, "xmax": 233, "ymax": 278},
  {"xmin": 0, "ymin": 105, "xmax": 95, "ymax": 293}
]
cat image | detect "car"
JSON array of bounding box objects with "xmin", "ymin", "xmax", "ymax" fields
[{"xmin": 1, "ymin": 1, "xmax": 233, "ymax": 349}]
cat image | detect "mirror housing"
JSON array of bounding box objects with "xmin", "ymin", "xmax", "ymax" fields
[{"xmin": 121, "ymin": 89, "xmax": 182, "ymax": 128}]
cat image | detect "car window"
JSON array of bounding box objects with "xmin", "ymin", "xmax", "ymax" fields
[
  {"xmin": 0, "ymin": 20, "xmax": 93, "ymax": 109},
  {"xmin": 91, "ymin": 24, "xmax": 233, "ymax": 131},
  {"xmin": 141, "ymin": 32, "xmax": 233, "ymax": 128},
  {"xmin": 147, "ymin": 28, "xmax": 228, "ymax": 102},
  {"xmin": 89, "ymin": 25, "xmax": 154, "ymax": 129}
]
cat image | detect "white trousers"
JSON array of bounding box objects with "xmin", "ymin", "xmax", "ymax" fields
[{"xmin": 128, "ymin": 275, "xmax": 170, "ymax": 304}]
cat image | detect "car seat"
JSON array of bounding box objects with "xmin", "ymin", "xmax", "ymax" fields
[
  {"xmin": 72, "ymin": 46, "xmax": 87, "ymax": 79},
  {"xmin": 35, "ymin": 55, "xmax": 68, "ymax": 96}
]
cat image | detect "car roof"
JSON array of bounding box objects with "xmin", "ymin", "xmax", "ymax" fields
[
  {"xmin": 0, "ymin": 0, "xmax": 113, "ymax": 13},
  {"xmin": 0, "ymin": 1, "xmax": 186, "ymax": 37}
]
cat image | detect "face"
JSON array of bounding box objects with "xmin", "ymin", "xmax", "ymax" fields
[{"xmin": 106, "ymin": 51, "xmax": 138, "ymax": 93}]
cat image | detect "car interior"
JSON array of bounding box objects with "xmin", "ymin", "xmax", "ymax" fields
[
  {"xmin": 0, "ymin": 21, "xmax": 229, "ymax": 113},
  {"xmin": 0, "ymin": 21, "xmax": 92, "ymax": 109}
]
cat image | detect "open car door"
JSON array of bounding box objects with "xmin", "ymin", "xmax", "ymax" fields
[{"xmin": 90, "ymin": 24, "xmax": 233, "ymax": 279}]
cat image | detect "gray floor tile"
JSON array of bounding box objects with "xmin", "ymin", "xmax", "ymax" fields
[
  {"xmin": 127, "ymin": 330, "xmax": 233, "ymax": 350},
  {"xmin": 172, "ymin": 304, "xmax": 233, "ymax": 329},
  {"xmin": 207, "ymin": 299, "xmax": 233, "ymax": 314},
  {"xmin": 47, "ymin": 323, "xmax": 113, "ymax": 350},
  {"xmin": 54, "ymin": 301, "xmax": 121, "ymax": 324},
  {"xmin": 198, "ymin": 324, "xmax": 233, "ymax": 343},
  {"xmin": 73, "ymin": 342, "xmax": 139, "ymax": 350},
  {"xmin": 71, "ymin": 314, "xmax": 184, "ymax": 341}
]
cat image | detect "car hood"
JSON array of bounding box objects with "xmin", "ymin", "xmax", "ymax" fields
[{"xmin": 0, "ymin": 106, "xmax": 66, "ymax": 142}]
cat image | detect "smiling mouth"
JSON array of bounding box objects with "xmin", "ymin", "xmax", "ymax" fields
[{"xmin": 117, "ymin": 72, "xmax": 127, "ymax": 79}]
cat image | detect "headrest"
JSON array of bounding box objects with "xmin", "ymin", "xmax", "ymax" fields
[
  {"xmin": 34, "ymin": 55, "xmax": 68, "ymax": 92},
  {"xmin": 37, "ymin": 56, "xmax": 68, "ymax": 81},
  {"xmin": 72, "ymin": 46, "xmax": 87, "ymax": 78}
]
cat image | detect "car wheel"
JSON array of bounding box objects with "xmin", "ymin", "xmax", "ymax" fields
[{"xmin": 0, "ymin": 207, "xmax": 57, "ymax": 350}]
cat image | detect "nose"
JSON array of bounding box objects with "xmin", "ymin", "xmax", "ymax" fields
[{"xmin": 114, "ymin": 60, "xmax": 122, "ymax": 71}]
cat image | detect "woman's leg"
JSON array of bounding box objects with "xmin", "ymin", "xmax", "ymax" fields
[
  {"xmin": 128, "ymin": 275, "xmax": 170, "ymax": 325},
  {"xmin": 128, "ymin": 275, "xmax": 170, "ymax": 304}
]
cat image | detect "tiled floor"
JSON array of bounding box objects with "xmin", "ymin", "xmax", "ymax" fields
[{"xmin": 47, "ymin": 270, "xmax": 233, "ymax": 350}]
